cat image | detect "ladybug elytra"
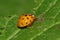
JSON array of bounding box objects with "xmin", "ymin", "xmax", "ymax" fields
[{"xmin": 17, "ymin": 14, "xmax": 35, "ymax": 28}]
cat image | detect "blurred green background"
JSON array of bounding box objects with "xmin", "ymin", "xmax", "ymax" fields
[{"xmin": 0, "ymin": 0, "xmax": 60, "ymax": 40}]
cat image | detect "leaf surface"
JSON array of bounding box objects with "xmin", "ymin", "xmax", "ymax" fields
[{"xmin": 0, "ymin": 0, "xmax": 60, "ymax": 40}]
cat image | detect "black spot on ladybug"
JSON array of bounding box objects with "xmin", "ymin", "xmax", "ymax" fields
[
  {"xmin": 25, "ymin": 15, "xmax": 27, "ymax": 16},
  {"xmin": 27, "ymin": 17, "xmax": 29, "ymax": 19},
  {"xmin": 31, "ymin": 16, "xmax": 34, "ymax": 18},
  {"xmin": 22, "ymin": 18, "xmax": 24, "ymax": 20},
  {"xmin": 30, "ymin": 20, "xmax": 31, "ymax": 22},
  {"xmin": 29, "ymin": 15, "xmax": 31, "ymax": 16},
  {"xmin": 26, "ymin": 22, "xmax": 28, "ymax": 24},
  {"xmin": 21, "ymin": 23, "xmax": 23, "ymax": 25}
]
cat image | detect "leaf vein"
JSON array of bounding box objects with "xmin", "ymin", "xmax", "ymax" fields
[
  {"xmin": 34, "ymin": 0, "xmax": 44, "ymax": 10},
  {"xmin": 43, "ymin": 0, "xmax": 58, "ymax": 14},
  {"xmin": 7, "ymin": 29, "xmax": 21, "ymax": 40},
  {"xmin": 30, "ymin": 22, "xmax": 60, "ymax": 40}
]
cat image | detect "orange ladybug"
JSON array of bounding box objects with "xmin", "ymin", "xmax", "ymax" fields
[{"xmin": 17, "ymin": 14, "xmax": 35, "ymax": 28}]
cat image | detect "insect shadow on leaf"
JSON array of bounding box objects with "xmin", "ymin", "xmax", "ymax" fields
[
  {"xmin": 18, "ymin": 26, "xmax": 27, "ymax": 29},
  {"xmin": 0, "ymin": 32, "xmax": 2, "ymax": 35},
  {"xmin": 0, "ymin": 27, "xmax": 5, "ymax": 30},
  {"xmin": 8, "ymin": 16, "xmax": 11, "ymax": 17}
]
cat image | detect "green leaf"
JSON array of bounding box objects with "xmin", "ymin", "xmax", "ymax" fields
[{"xmin": 0, "ymin": 0, "xmax": 60, "ymax": 40}]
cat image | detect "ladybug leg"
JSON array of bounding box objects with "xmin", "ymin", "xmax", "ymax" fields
[
  {"xmin": 35, "ymin": 14, "xmax": 44, "ymax": 21},
  {"xmin": 27, "ymin": 23, "xmax": 32, "ymax": 28},
  {"xmin": 36, "ymin": 18, "xmax": 44, "ymax": 22},
  {"xmin": 27, "ymin": 24, "xmax": 31, "ymax": 27}
]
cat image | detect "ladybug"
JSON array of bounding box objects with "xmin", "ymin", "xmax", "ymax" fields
[{"xmin": 17, "ymin": 14, "xmax": 35, "ymax": 28}]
